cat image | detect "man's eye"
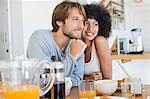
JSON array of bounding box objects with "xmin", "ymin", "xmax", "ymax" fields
[{"xmin": 72, "ymin": 18, "xmax": 79, "ymax": 21}]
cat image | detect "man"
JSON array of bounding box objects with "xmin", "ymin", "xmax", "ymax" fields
[{"xmin": 27, "ymin": 1, "xmax": 87, "ymax": 87}]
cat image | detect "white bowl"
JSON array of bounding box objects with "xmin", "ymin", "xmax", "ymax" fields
[{"xmin": 94, "ymin": 80, "xmax": 118, "ymax": 96}]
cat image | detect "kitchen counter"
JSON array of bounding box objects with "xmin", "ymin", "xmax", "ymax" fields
[{"xmin": 111, "ymin": 52, "xmax": 150, "ymax": 60}]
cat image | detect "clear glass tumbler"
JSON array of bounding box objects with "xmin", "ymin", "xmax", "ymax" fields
[{"xmin": 79, "ymin": 80, "xmax": 96, "ymax": 99}]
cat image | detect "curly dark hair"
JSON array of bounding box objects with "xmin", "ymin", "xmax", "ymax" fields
[{"xmin": 84, "ymin": 3, "xmax": 111, "ymax": 38}]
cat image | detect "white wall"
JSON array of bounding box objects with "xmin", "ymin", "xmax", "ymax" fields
[{"xmin": 10, "ymin": 0, "xmax": 24, "ymax": 59}]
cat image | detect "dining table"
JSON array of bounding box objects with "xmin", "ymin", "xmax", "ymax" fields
[
  {"xmin": 66, "ymin": 84, "xmax": 150, "ymax": 99},
  {"xmin": 0, "ymin": 81, "xmax": 150, "ymax": 99}
]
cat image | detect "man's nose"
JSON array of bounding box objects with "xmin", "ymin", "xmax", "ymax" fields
[{"xmin": 78, "ymin": 20, "xmax": 84, "ymax": 29}]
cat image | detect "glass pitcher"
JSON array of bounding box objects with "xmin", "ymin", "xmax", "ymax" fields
[{"xmin": 0, "ymin": 58, "xmax": 55, "ymax": 99}]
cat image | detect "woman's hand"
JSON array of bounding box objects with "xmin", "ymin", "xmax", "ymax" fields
[
  {"xmin": 84, "ymin": 72, "xmax": 103, "ymax": 80},
  {"xmin": 91, "ymin": 72, "xmax": 103, "ymax": 80}
]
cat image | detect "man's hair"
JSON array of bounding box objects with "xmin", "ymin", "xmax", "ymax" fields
[
  {"xmin": 52, "ymin": 1, "xmax": 86, "ymax": 32},
  {"xmin": 84, "ymin": 3, "xmax": 111, "ymax": 38}
]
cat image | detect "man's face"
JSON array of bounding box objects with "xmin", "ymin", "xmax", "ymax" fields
[{"xmin": 62, "ymin": 7, "xmax": 85, "ymax": 39}]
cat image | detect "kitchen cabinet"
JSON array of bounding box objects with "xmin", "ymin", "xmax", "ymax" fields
[
  {"xmin": 0, "ymin": 0, "xmax": 28, "ymax": 59},
  {"xmin": 0, "ymin": 0, "xmax": 11, "ymax": 59}
]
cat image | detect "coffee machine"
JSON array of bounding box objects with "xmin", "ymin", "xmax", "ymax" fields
[{"xmin": 128, "ymin": 28, "xmax": 144, "ymax": 54}]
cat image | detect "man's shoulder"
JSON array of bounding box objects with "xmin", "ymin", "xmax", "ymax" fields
[
  {"xmin": 32, "ymin": 29, "xmax": 52, "ymax": 36},
  {"xmin": 30, "ymin": 29, "xmax": 53, "ymax": 40}
]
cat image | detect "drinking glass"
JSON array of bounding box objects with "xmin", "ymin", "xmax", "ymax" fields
[
  {"xmin": 121, "ymin": 82, "xmax": 135, "ymax": 99},
  {"xmin": 79, "ymin": 80, "xmax": 96, "ymax": 99}
]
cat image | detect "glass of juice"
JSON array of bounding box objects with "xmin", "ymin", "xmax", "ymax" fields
[{"xmin": 79, "ymin": 80, "xmax": 96, "ymax": 99}]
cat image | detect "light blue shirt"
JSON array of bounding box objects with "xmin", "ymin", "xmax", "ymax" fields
[{"xmin": 27, "ymin": 29, "xmax": 84, "ymax": 86}]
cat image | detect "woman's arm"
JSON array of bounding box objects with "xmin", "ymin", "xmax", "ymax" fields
[{"xmin": 94, "ymin": 36, "xmax": 112, "ymax": 79}]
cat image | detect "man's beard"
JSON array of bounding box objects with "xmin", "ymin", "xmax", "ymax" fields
[
  {"xmin": 64, "ymin": 32, "xmax": 82, "ymax": 40},
  {"xmin": 64, "ymin": 33, "xmax": 75, "ymax": 39}
]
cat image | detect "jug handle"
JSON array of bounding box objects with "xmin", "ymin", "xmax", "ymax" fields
[{"xmin": 39, "ymin": 60, "xmax": 55, "ymax": 96}]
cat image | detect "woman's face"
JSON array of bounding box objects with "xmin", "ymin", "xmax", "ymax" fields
[{"xmin": 82, "ymin": 18, "xmax": 99, "ymax": 41}]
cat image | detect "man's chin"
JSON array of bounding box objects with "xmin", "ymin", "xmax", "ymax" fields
[
  {"xmin": 73, "ymin": 31, "xmax": 82, "ymax": 38},
  {"xmin": 74, "ymin": 35, "xmax": 81, "ymax": 39}
]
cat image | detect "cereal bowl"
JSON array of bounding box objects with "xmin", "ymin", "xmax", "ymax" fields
[{"xmin": 94, "ymin": 80, "xmax": 118, "ymax": 96}]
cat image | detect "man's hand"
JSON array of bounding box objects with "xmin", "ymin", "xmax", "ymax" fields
[{"xmin": 70, "ymin": 39, "xmax": 87, "ymax": 60}]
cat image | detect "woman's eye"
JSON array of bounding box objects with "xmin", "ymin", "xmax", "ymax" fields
[
  {"xmin": 84, "ymin": 21, "xmax": 89, "ymax": 25},
  {"xmin": 94, "ymin": 22, "xmax": 98, "ymax": 26}
]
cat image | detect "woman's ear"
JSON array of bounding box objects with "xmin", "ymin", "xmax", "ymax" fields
[{"xmin": 56, "ymin": 21, "xmax": 63, "ymax": 27}]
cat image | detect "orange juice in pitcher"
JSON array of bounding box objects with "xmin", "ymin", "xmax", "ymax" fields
[
  {"xmin": 0, "ymin": 59, "xmax": 55, "ymax": 98},
  {"xmin": 4, "ymin": 85, "xmax": 39, "ymax": 99}
]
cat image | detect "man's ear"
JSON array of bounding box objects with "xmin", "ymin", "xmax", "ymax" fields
[{"xmin": 56, "ymin": 21, "xmax": 64, "ymax": 27}]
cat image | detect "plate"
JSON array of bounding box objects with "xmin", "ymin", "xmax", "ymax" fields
[{"xmin": 93, "ymin": 96, "xmax": 128, "ymax": 99}]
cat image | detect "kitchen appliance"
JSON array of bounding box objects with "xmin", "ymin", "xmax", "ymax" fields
[
  {"xmin": 128, "ymin": 28, "xmax": 144, "ymax": 54},
  {"xmin": 119, "ymin": 38, "xmax": 128, "ymax": 54}
]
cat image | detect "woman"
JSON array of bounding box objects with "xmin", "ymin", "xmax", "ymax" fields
[{"xmin": 83, "ymin": 3, "xmax": 112, "ymax": 80}]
